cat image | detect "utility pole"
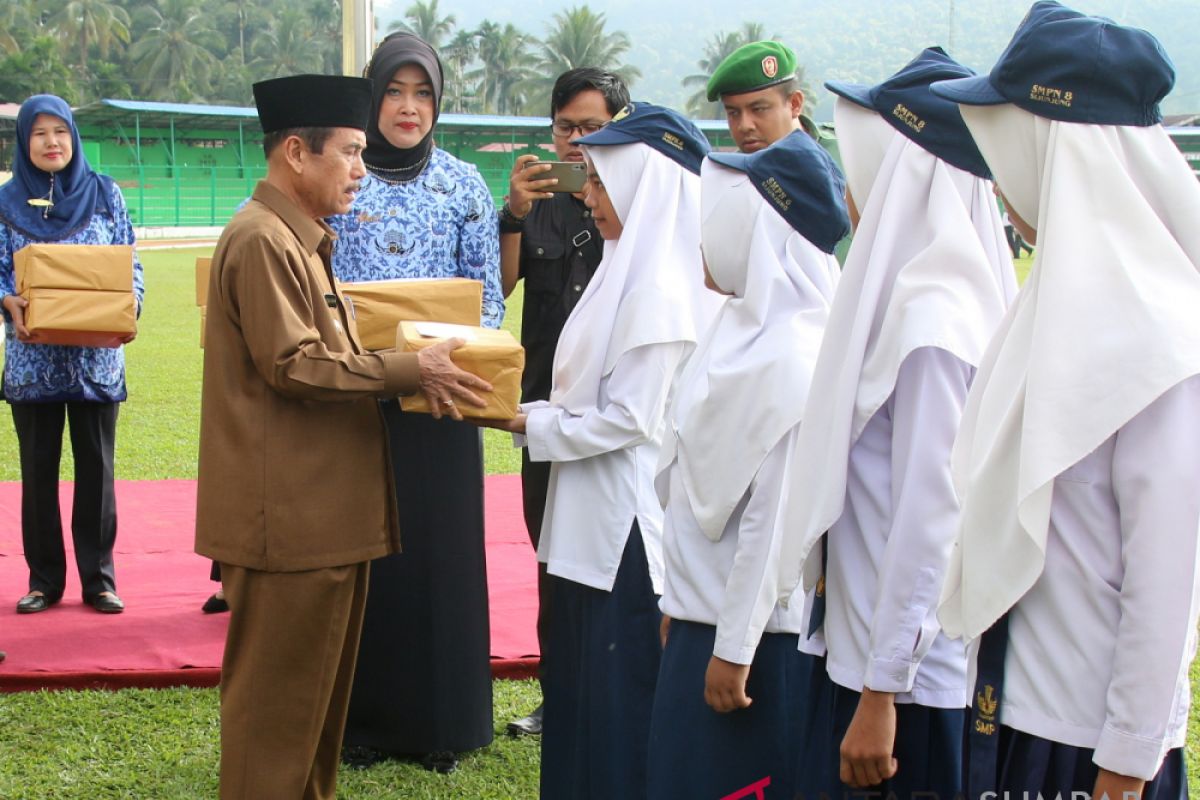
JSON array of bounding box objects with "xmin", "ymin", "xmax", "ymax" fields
[
  {"xmin": 342, "ymin": 0, "xmax": 375, "ymax": 76},
  {"xmin": 948, "ymin": 0, "xmax": 956, "ymax": 52}
]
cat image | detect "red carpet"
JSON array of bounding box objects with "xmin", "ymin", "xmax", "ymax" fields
[{"xmin": 0, "ymin": 476, "xmax": 539, "ymax": 692}]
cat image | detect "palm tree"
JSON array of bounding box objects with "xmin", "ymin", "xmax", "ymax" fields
[
  {"xmin": 388, "ymin": 0, "xmax": 456, "ymax": 49},
  {"xmin": 127, "ymin": 0, "xmax": 222, "ymax": 101},
  {"xmin": 469, "ymin": 21, "xmax": 539, "ymax": 116},
  {"xmin": 442, "ymin": 29, "xmax": 479, "ymax": 113},
  {"xmin": 0, "ymin": 0, "xmax": 40, "ymax": 56},
  {"xmin": 522, "ymin": 5, "xmax": 641, "ymax": 114},
  {"xmin": 213, "ymin": 0, "xmax": 265, "ymax": 66},
  {"xmin": 537, "ymin": 6, "xmax": 639, "ymax": 82},
  {"xmin": 682, "ymin": 22, "xmax": 779, "ymax": 119},
  {"xmin": 303, "ymin": 0, "xmax": 342, "ymax": 75},
  {"xmin": 0, "ymin": 36, "xmax": 78, "ymax": 103},
  {"xmin": 52, "ymin": 0, "xmax": 131, "ymax": 72},
  {"xmin": 250, "ymin": 8, "xmax": 316, "ymax": 80}
]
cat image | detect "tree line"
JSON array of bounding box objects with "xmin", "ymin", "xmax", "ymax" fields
[{"xmin": 0, "ymin": 0, "xmax": 803, "ymax": 120}]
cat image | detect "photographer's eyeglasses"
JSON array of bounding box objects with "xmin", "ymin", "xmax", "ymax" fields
[{"xmin": 551, "ymin": 120, "xmax": 608, "ymax": 139}]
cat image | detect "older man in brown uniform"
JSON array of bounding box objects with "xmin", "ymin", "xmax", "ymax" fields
[{"xmin": 195, "ymin": 74, "xmax": 489, "ymax": 800}]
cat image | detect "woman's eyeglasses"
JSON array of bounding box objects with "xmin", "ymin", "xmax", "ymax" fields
[{"xmin": 551, "ymin": 120, "xmax": 608, "ymax": 139}]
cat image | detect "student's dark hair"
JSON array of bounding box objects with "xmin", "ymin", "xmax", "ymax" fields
[
  {"xmin": 262, "ymin": 127, "xmax": 336, "ymax": 158},
  {"xmin": 550, "ymin": 68, "xmax": 630, "ymax": 119}
]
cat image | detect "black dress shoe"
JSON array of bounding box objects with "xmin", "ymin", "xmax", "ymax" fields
[
  {"xmin": 89, "ymin": 593, "xmax": 125, "ymax": 614},
  {"xmin": 16, "ymin": 593, "xmax": 56, "ymax": 614},
  {"xmin": 201, "ymin": 593, "xmax": 230, "ymax": 614},
  {"xmin": 341, "ymin": 745, "xmax": 386, "ymax": 769},
  {"xmin": 506, "ymin": 703, "xmax": 544, "ymax": 736},
  {"xmin": 421, "ymin": 751, "xmax": 459, "ymax": 774}
]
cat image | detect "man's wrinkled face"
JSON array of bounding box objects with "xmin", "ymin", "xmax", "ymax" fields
[{"xmin": 299, "ymin": 127, "xmax": 367, "ymax": 217}]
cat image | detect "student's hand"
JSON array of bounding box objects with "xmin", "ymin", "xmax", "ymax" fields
[
  {"xmin": 659, "ymin": 615, "xmax": 671, "ymax": 649},
  {"xmin": 507, "ymin": 154, "xmax": 557, "ymax": 219},
  {"xmin": 3, "ymin": 294, "xmax": 31, "ymax": 341},
  {"xmin": 416, "ymin": 338, "xmax": 492, "ymax": 421},
  {"xmin": 470, "ymin": 414, "xmax": 527, "ymax": 434},
  {"xmin": 704, "ymin": 655, "xmax": 752, "ymax": 713},
  {"xmin": 1092, "ymin": 769, "xmax": 1145, "ymax": 800},
  {"xmin": 839, "ymin": 688, "xmax": 898, "ymax": 788}
]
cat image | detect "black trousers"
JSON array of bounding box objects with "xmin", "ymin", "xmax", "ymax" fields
[
  {"xmin": 521, "ymin": 448, "xmax": 555, "ymax": 684},
  {"xmin": 11, "ymin": 401, "xmax": 119, "ymax": 601}
]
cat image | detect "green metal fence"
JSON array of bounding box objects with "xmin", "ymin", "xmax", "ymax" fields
[{"xmin": 99, "ymin": 163, "xmax": 266, "ymax": 227}]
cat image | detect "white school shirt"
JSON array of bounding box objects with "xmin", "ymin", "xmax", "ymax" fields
[
  {"xmin": 990, "ymin": 375, "xmax": 1200, "ymax": 781},
  {"xmin": 659, "ymin": 426, "xmax": 808, "ymax": 665},
  {"xmin": 525, "ymin": 340, "xmax": 689, "ymax": 594},
  {"xmin": 822, "ymin": 347, "xmax": 971, "ymax": 709}
]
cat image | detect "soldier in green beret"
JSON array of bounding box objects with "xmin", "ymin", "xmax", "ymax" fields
[{"xmin": 707, "ymin": 40, "xmax": 819, "ymax": 153}]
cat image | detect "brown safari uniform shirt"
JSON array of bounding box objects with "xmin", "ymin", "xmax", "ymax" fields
[{"xmin": 194, "ymin": 181, "xmax": 420, "ymax": 571}]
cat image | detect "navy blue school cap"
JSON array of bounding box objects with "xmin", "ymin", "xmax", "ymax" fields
[
  {"xmin": 825, "ymin": 47, "xmax": 991, "ymax": 179},
  {"xmin": 576, "ymin": 101, "xmax": 710, "ymax": 175},
  {"xmin": 708, "ymin": 130, "xmax": 850, "ymax": 254},
  {"xmin": 929, "ymin": 1, "xmax": 1174, "ymax": 126}
]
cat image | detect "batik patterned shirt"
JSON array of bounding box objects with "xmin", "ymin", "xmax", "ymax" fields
[
  {"xmin": 0, "ymin": 181, "xmax": 145, "ymax": 403},
  {"xmin": 328, "ymin": 148, "xmax": 503, "ymax": 329}
]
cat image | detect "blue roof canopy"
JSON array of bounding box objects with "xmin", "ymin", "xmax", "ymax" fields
[{"xmin": 67, "ymin": 98, "xmax": 733, "ymax": 135}]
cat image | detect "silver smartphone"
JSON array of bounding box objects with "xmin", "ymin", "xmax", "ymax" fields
[{"xmin": 526, "ymin": 160, "xmax": 588, "ymax": 193}]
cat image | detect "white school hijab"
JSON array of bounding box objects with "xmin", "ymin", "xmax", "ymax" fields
[
  {"xmin": 939, "ymin": 104, "xmax": 1200, "ymax": 640},
  {"xmin": 548, "ymin": 142, "xmax": 720, "ymax": 416},
  {"xmin": 655, "ymin": 160, "xmax": 840, "ymax": 540},
  {"xmin": 777, "ymin": 98, "xmax": 1016, "ymax": 603}
]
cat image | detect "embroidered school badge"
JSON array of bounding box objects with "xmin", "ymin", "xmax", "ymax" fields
[{"xmin": 762, "ymin": 56, "xmax": 779, "ymax": 79}]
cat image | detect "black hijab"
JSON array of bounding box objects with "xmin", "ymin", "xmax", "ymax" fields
[{"xmin": 363, "ymin": 32, "xmax": 444, "ymax": 176}]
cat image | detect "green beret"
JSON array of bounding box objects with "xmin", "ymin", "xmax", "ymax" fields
[{"xmin": 706, "ymin": 41, "xmax": 798, "ymax": 102}]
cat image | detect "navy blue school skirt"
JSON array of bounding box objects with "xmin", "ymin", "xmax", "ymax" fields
[
  {"xmin": 646, "ymin": 621, "xmax": 810, "ymax": 799},
  {"xmin": 540, "ymin": 524, "xmax": 662, "ymax": 800},
  {"xmin": 989, "ymin": 726, "xmax": 1186, "ymax": 800},
  {"xmin": 801, "ymin": 681, "xmax": 965, "ymax": 800},
  {"xmin": 793, "ymin": 654, "xmax": 836, "ymax": 799}
]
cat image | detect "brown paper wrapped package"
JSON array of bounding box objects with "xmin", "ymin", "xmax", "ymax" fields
[
  {"xmin": 23, "ymin": 288, "xmax": 136, "ymax": 348},
  {"xmin": 339, "ymin": 278, "xmax": 482, "ymax": 351},
  {"xmin": 14, "ymin": 244, "xmax": 137, "ymax": 348},
  {"xmin": 15, "ymin": 243, "xmax": 134, "ymax": 293},
  {"xmin": 396, "ymin": 320, "xmax": 525, "ymax": 420},
  {"xmin": 196, "ymin": 257, "xmax": 211, "ymax": 306}
]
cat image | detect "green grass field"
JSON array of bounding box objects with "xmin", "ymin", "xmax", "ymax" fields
[{"xmin": 1, "ymin": 248, "xmax": 1197, "ymax": 797}]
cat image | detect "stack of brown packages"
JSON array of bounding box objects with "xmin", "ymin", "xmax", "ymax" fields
[
  {"xmin": 196, "ymin": 256, "xmax": 211, "ymax": 348},
  {"xmin": 15, "ymin": 243, "xmax": 136, "ymax": 348},
  {"xmin": 396, "ymin": 320, "xmax": 525, "ymax": 420},
  {"xmin": 338, "ymin": 277, "xmax": 483, "ymax": 351}
]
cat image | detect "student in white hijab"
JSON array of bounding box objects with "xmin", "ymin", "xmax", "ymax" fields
[
  {"xmin": 646, "ymin": 130, "xmax": 848, "ymax": 800},
  {"xmin": 484, "ymin": 101, "xmax": 719, "ymax": 800},
  {"xmin": 775, "ymin": 48, "xmax": 1017, "ymax": 795},
  {"xmin": 930, "ymin": 3, "xmax": 1200, "ymax": 797}
]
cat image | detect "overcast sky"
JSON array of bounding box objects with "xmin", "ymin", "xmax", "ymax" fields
[{"xmin": 372, "ymin": 0, "xmax": 1198, "ymax": 118}]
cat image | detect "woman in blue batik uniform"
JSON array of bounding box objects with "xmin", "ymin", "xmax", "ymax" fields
[
  {"xmin": 328, "ymin": 32, "xmax": 501, "ymax": 772},
  {"xmin": 0, "ymin": 94, "xmax": 144, "ymax": 616}
]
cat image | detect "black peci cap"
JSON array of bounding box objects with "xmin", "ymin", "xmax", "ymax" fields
[{"xmin": 253, "ymin": 74, "xmax": 375, "ymax": 134}]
